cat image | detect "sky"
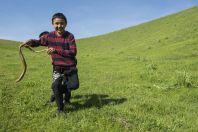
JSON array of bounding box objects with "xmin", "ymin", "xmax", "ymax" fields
[{"xmin": 0, "ymin": 0, "xmax": 197, "ymax": 41}]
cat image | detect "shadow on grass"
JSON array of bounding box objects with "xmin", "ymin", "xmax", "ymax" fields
[{"xmin": 67, "ymin": 94, "xmax": 127, "ymax": 112}]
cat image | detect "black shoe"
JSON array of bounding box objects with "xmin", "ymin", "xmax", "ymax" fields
[
  {"xmin": 64, "ymin": 95, "xmax": 71, "ymax": 104},
  {"xmin": 57, "ymin": 109, "xmax": 64, "ymax": 113},
  {"xmin": 50, "ymin": 95, "xmax": 55, "ymax": 103},
  {"xmin": 63, "ymin": 99, "xmax": 71, "ymax": 104},
  {"xmin": 56, "ymin": 109, "xmax": 64, "ymax": 116}
]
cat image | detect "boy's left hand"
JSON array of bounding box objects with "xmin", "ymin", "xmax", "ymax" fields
[{"xmin": 47, "ymin": 48, "xmax": 57, "ymax": 55}]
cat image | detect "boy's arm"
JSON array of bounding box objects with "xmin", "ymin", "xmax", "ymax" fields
[
  {"xmin": 24, "ymin": 36, "xmax": 48, "ymax": 47},
  {"xmin": 56, "ymin": 34, "xmax": 77, "ymax": 57}
]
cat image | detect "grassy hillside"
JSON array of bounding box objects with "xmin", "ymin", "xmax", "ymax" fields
[{"xmin": 1, "ymin": 6, "xmax": 198, "ymax": 131}]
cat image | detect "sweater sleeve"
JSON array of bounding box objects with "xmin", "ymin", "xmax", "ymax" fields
[
  {"xmin": 27, "ymin": 35, "xmax": 48, "ymax": 47},
  {"xmin": 56, "ymin": 34, "xmax": 77, "ymax": 57}
]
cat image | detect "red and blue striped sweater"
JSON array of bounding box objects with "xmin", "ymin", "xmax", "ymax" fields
[{"xmin": 29, "ymin": 31, "xmax": 77, "ymax": 67}]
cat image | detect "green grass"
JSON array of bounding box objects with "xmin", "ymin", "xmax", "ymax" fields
[{"xmin": 1, "ymin": 6, "xmax": 198, "ymax": 131}]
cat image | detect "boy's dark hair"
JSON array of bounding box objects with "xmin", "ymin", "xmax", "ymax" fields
[
  {"xmin": 52, "ymin": 13, "xmax": 67, "ymax": 24},
  {"xmin": 39, "ymin": 31, "xmax": 49, "ymax": 38}
]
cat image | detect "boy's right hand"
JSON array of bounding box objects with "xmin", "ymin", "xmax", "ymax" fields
[{"xmin": 47, "ymin": 48, "xmax": 57, "ymax": 55}]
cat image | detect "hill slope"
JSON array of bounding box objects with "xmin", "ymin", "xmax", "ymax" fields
[{"xmin": 1, "ymin": 6, "xmax": 198, "ymax": 131}]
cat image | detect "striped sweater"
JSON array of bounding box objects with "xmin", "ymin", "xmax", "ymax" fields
[{"xmin": 29, "ymin": 31, "xmax": 77, "ymax": 67}]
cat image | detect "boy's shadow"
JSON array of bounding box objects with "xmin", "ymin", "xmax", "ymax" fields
[{"xmin": 67, "ymin": 94, "xmax": 127, "ymax": 112}]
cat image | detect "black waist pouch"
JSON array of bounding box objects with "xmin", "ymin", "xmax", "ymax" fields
[{"xmin": 64, "ymin": 67, "xmax": 79, "ymax": 90}]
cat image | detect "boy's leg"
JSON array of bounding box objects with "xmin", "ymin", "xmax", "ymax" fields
[
  {"xmin": 64, "ymin": 88, "xmax": 71, "ymax": 104},
  {"xmin": 52, "ymin": 71, "xmax": 64, "ymax": 111},
  {"xmin": 62, "ymin": 76, "xmax": 71, "ymax": 104}
]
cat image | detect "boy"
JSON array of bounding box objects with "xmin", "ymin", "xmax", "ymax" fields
[
  {"xmin": 39, "ymin": 31, "xmax": 72, "ymax": 105},
  {"xmin": 24, "ymin": 13, "xmax": 79, "ymax": 113}
]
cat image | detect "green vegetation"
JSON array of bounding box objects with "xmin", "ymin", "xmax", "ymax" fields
[{"xmin": 1, "ymin": 6, "xmax": 198, "ymax": 131}]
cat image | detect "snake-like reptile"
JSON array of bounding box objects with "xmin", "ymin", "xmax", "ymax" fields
[{"xmin": 15, "ymin": 43, "xmax": 48, "ymax": 82}]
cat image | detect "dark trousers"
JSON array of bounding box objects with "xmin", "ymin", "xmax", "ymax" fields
[
  {"xmin": 52, "ymin": 66, "xmax": 79, "ymax": 110},
  {"xmin": 52, "ymin": 76, "xmax": 64, "ymax": 110}
]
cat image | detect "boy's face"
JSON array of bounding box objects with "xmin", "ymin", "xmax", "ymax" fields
[{"xmin": 52, "ymin": 18, "xmax": 66, "ymax": 35}]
